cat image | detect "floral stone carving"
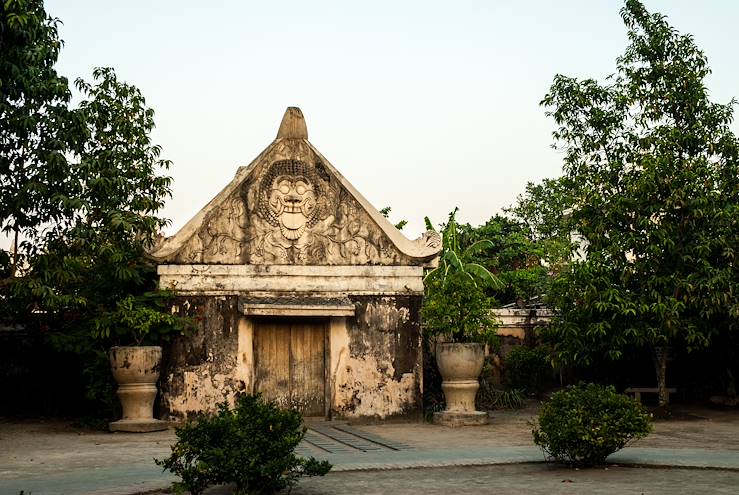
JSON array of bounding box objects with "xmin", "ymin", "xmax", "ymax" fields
[
  {"xmin": 150, "ymin": 108, "xmax": 441, "ymax": 267},
  {"xmin": 174, "ymin": 155, "xmax": 409, "ymax": 265}
]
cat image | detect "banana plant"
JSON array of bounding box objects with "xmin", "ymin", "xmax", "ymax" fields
[
  {"xmin": 424, "ymin": 208, "xmax": 503, "ymax": 290},
  {"xmin": 422, "ymin": 208, "xmax": 503, "ymax": 344}
]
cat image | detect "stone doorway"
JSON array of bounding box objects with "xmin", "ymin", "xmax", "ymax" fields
[{"xmin": 253, "ymin": 317, "xmax": 328, "ymax": 416}]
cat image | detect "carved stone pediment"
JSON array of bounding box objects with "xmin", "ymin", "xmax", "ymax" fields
[{"xmin": 149, "ymin": 108, "xmax": 441, "ymax": 266}]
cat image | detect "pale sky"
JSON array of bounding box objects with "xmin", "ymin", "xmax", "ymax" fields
[{"xmin": 42, "ymin": 0, "xmax": 739, "ymax": 239}]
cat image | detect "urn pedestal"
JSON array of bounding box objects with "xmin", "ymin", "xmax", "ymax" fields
[
  {"xmin": 109, "ymin": 346, "xmax": 168, "ymax": 432},
  {"xmin": 433, "ymin": 342, "xmax": 488, "ymax": 427}
]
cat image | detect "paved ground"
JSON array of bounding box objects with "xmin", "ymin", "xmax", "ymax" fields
[
  {"xmin": 152, "ymin": 464, "xmax": 739, "ymax": 495},
  {"xmin": 291, "ymin": 464, "xmax": 739, "ymax": 495},
  {"xmin": 1, "ymin": 403, "xmax": 738, "ymax": 494}
]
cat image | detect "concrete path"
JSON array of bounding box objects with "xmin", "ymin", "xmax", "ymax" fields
[
  {"xmin": 2, "ymin": 405, "xmax": 738, "ymax": 495},
  {"xmin": 290, "ymin": 464, "xmax": 739, "ymax": 495}
]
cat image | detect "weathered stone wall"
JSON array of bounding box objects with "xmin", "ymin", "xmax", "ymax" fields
[
  {"xmin": 159, "ymin": 296, "xmax": 245, "ymax": 420},
  {"xmin": 330, "ymin": 295, "xmax": 423, "ymax": 420},
  {"xmin": 160, "ymin": 294, "xmax": 423, "ymax": 421},
  {"xmin": 494, "ymin": 308, "xmax": 553, "ymax": 343}
]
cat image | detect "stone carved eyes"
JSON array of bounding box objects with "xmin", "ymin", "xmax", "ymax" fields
[{"xmin": 273, "ymin": 178, "xmax": 313, "ymax": 199}]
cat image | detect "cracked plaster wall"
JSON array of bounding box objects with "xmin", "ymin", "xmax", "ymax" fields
[
  {"xmin": 159, "ymin": 294, "xmax": 423, "ymax": 421},
  {"xmin": 331, "ymin": 296, "xmax": 423, "ymax": 420},
  {"xmin": 159, "ymin": 296, "xmax": 248, "ymax": 420}
]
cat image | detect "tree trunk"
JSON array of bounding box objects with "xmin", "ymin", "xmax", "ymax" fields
[
  {"xmin": 653, "ymin": 346, "xmax": 669, "ymax": 409},
  {"xmin": 11, "ymin": 228, "xmax": 19, "ymax": 277}
]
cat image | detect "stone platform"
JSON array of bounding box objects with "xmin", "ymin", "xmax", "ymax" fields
[
  {"xmin": 109, "ymin": 419, "xmax": 169, "ymax": 433},
  {"xmin": 433, "ymin": 411, "xmax": 489, "ymax": 427}
]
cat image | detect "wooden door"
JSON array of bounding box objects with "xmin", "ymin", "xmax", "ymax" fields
[{"xmin": 254, "ymin": 318, "xmax": 326, "ymax": 416}]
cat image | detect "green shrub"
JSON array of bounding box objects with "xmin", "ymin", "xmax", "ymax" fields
[
  {"xmin": 476, "ymin": 358, "xmax": 525, "ymax": 410},
  {"xmin": 532, "ymin": 383, "xmax": 652, "ymax": 466},
  {"xmin": 422, "ymin": 208, "xmax": 502, "ymax": 346},
  {"xmin": 156, "ymin": 394, "xmax": 332, "ymax": 495},
  {"xmin": 477, "ymin": 383, "xmax": 525, "ymax": 410},
  {"xmin": 505, "ymin": 345, "xmax": 551, "ymax": 395},
  {"xmin": 423, "ymin": 275, "xmax": 500, "ymax": 346}
]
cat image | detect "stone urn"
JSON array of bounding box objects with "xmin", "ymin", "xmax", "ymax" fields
[
  {"xmin": 433, "ymin": 342, "xmax": 488, "ymax": 426},
  {"xmin": 109, "ymin": 346, "xmax": 168, "ymax": 432}
]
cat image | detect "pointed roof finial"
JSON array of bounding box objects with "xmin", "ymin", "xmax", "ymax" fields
[{"xmin": 276, "ymin": 107, "xmax": 308, "ymax": 140}]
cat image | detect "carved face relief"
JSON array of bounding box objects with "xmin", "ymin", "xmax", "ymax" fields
[
  {"xmin": 268, "ymin": 175, "xmax": 316, "ymax": 239},
  {"xmin": 257, "ymin": 160, "xmax": 322, "ymax": 242}
]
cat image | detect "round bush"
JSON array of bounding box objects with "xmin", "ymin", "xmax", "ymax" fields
[
  {"xmin": 532, "ymin": 383, "xmax": 652, "ymax": 466},
  {"xmin": 156, "ymin": 394, "xmax": 331, "ymax": 495}
]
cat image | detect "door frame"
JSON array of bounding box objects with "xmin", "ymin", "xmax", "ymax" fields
[{"xmin": 251, "ymin": 316, "xmax": 331, "ymax": 418}]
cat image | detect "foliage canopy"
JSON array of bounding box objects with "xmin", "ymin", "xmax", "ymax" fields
[
  {"xmin": 0, "ymin": 0, "xmax": 81, "ymax": 272},
  {"xmin": 538, "ymin": 0, "xmax": 739, "ymax": 406},
  {"xmin": 1, "ymin": 1, "xmax": 183, "ymax": 415},
  {"xmin": 457, "ymin": 214, "xmax": 554, "ymax": 306}
]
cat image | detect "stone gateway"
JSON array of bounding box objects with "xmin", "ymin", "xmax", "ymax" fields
[{"xmin": 150, "ymin": 108, "xmax": 441, "ymax": 421}]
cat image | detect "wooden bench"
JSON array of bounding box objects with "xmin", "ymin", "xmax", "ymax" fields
[{"xmin": 625, "ymin": 387, "xmax": 676, "ymax": 403}]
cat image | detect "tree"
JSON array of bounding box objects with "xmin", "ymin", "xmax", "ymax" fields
[
  {"xmin": 11, "ymin": 67, "xmax": 175, "ymax": 412},
  {"xmin": 1, "ymin": 2, "xmax": 176, "ymax": 415},
  {"xmin": 0, "ymin": 0, "xmax": 82, "ymax": 277},
  {"xmin": 457, "ymin": 215, "xmax": 550, "ymax": 306},
  {"xmin": 16, "ymin": 67, "xmax": 172, "ymax": 307},
  {"xmin": 508, "ymin": 177, "xmax": 577, "ymax": 277},
  {"xmin": 540, "ymin": 0, "xmax": 739, "ymax": 409}
]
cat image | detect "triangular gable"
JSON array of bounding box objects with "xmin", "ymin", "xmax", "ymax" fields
[{"xmin": 149, "ymin": 108, "xmax": 441, "ymax": 266}]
